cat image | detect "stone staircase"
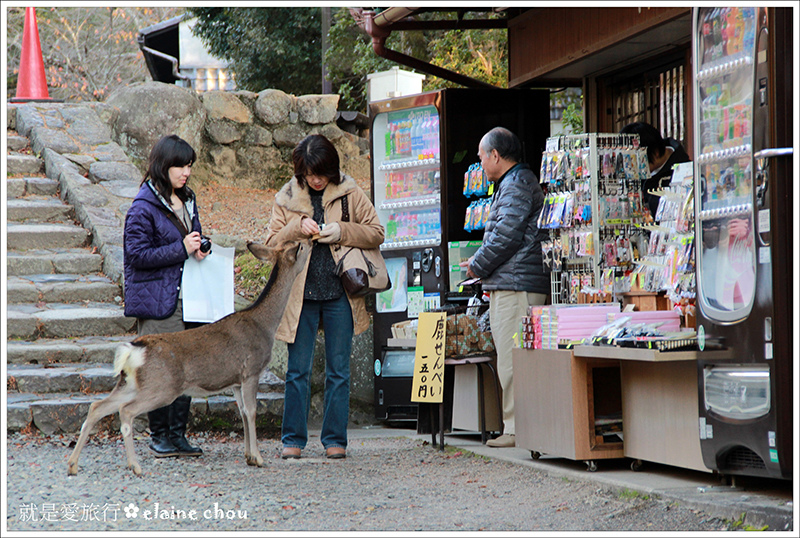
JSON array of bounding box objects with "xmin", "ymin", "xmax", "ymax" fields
[
  {"xmin": 7, "ymin": 129, "xmax": 137, "ymax": 434},
  {"xmin": 6, "ymin": 103, "xmax": 285, "ymax": 436}
]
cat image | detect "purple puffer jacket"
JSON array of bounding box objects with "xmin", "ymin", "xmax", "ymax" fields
[{"xmin": 123, "ymin": 182, "xmax": 202, "ymax": 320}]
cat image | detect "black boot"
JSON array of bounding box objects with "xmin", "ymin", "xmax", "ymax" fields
[
  {"xmin": 148, "ymin": 405, "xmax": 179, "ymax": 457},
  {"xmin": 169, "ymin": 395, "xmax": 203, "ymax": 457}
]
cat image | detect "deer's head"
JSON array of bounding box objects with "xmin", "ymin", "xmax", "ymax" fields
[{"xmin": 247, "ymin": 239, "xmax": 311, "ymax": 277}]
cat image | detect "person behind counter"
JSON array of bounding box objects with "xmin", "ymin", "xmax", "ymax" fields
[
  {"xmin": 123, "ymin": 134, "xmax": 210, "ymax": 458},
  {"xmin": 620, "ymin": 121, "xmax": 691, "ymax": 217},
  {"xmin": 264, "ymin": 134, "xmax": 384, "ymax": 460},
  {"xmin": 464, "ymin": 127, "xmax": 549, "ymax": 448}
]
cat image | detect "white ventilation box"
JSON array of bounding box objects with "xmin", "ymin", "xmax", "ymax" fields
[{"xmin": 367, "ymin": 67, "xmax": 425, "ymax": 102}]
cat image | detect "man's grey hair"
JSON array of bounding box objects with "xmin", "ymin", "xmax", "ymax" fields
[{"xmin": 480, "ymin": 127, "xmax": 523, "ymax": 163}]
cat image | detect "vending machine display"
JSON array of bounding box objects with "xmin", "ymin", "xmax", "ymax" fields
[
  {"xmin": 692, "ymin": 6, "xmax": 793, "ymax": 480},
  {"xmin": 369, "ymin": 88, "xmax": 551, "ymax": 421}
]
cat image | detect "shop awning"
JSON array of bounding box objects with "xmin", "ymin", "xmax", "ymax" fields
[{"xmin": 354, "ymin": 7, "xmax": 692, "ymax": 89}]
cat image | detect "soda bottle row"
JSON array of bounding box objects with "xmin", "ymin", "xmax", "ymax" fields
[
  {"xmin": 384, "ymin": 113, "xmax": 439, "ymax": 161},
  {"xmin": 385, "ymin": 209, "xmax": 441, "ymax": 242},
  {"xmin": 384, "ymin": 169, "xmax": 440, "ymax": 200},
  {"xmin": 702, "ymin": 157, "xmax": 752, "ymax": 204},
  {"xmin": 700, "ymin": 7, "xmax": 756, "ymax": 65}
]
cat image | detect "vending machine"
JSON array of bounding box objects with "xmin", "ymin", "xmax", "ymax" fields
[
  {"xmin": 692, "ymin": 6, "xmax": 793, "ymax": 480},
  {"xmin": 369, "ymin": 88, "xmax": 550, "ymax": 420}
]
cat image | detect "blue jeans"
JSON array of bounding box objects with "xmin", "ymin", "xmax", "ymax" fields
[{"xmin": 282, "ymin": 294, "xmax": 353, "ymax": 450}]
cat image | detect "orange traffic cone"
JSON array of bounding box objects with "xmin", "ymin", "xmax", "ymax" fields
[{"xmin": 12, "ymin": 7, "xmax": 52, "ymax": 102}]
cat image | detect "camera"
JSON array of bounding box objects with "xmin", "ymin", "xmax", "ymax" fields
[{"xmin": 199, "ymin": 235, "xmax": 212, "ymax": 253}]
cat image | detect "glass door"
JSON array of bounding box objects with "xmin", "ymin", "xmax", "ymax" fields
[
  {"xmin": 693, "ymin": 7, "xmax": 759, "ymax": 323},
  {"xmin": 371, "ymin": 105, "xmax": 442, "ymax": 251}
]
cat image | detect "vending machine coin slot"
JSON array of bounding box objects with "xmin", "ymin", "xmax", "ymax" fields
[
  {"xmin": 421, "ymin": 248, "xmax": 434, "ymax": 272},
  {"xmin": 412, "ymin": 251, "xmax": 422, "ymax": 286}
]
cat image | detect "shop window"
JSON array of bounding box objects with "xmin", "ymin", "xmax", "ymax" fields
[{"xmin": 600, "ymin": 51, "xmax": 689, "ymax": 147}]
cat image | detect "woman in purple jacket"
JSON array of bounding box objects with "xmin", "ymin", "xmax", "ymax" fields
[{"xmin": 123, "ymin": 134, "xmax": 210, "ymax": 458}]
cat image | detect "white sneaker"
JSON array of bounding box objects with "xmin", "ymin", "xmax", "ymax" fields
[{"xmin": 486, "ymin": 434, "xmax": 515, "ymax": 447}]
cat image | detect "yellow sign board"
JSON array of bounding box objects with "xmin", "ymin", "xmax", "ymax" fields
[{"xmin": 411, "ymin": 312, "xmax": 447, "ymax": 403}]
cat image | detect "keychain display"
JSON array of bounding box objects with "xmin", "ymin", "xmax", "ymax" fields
[{"xmin": 541, "ymin": 133, "xmax": 653, "ymax": 305}]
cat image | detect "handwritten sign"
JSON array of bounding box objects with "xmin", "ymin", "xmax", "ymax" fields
[{"xmin": 411, "ymin": 312, "xmax": 447, "ymax": 403}]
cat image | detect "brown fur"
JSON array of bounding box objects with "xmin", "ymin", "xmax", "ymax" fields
[{"xmin": 66, "ymin": 240, "xmax": 311, "ymax": 476}]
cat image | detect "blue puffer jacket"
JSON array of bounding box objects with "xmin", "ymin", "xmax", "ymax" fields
[
  {"xmin": 470, "ymin": 163, "xmax": 550, "ymax": 294},
  {"xmin": 123, "ymin": 181, "xmax": 202, "ymax": 320}
]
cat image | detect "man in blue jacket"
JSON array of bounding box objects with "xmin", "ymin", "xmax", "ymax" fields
[{"xmin": 465, "ymin": 127, "xmax": 549, "ymax": 448}]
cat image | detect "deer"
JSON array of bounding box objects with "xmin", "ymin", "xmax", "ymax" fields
[{"xmin": 67, "ymin": 239, "xmax": 311, "ymax": 476}]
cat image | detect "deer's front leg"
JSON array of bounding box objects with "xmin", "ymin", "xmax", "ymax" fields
[
  {"xmin": 231, "ymin": 386, "xmax": 252, "ymax": 462},
  {"xmin": 240, "ymin": 379, "xmax": 263, "ymax": 467}
]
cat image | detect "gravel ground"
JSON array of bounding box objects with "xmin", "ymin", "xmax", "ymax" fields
[{"xmin": 5, "ymin": 430, "xmax": 733, "ymax": 533}]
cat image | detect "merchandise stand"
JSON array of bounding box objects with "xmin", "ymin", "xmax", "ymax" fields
[
  {"xmin": 515, "ymin": 346, "xmax": 730, "ymax": 472},
  {"xmin": 513, "ymin": 348, "xmax": 624, "ymax": 471}
]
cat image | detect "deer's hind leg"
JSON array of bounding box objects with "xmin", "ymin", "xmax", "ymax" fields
[
  {"xmin": 118, "ymin": 393, "xmax": 177, "ymax": 476},
  {"xmin": 67, "ymin": 380, "xmax": 135, "ymax": 476}
]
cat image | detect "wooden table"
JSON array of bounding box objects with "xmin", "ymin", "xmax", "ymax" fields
[
  {"xmin": 513, "ymin": 349, "xmax": 624, "ymax": 471},
  {"xmin": 573, "ymin": 345, "xmax": 729, "ymax": 472}
]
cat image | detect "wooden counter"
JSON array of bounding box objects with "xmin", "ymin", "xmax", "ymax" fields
[
  {"xmin": 513, "ymin": 349, "xmax": 624, "ymax": 470},
  {"xmin": 573, "ymin": 345, "xmax": 719, "ymax": 473}
]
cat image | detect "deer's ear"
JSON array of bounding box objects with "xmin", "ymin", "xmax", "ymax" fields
[{"xmin": 247, "ymin": 242, "xmax": 279, "ymax": 265}]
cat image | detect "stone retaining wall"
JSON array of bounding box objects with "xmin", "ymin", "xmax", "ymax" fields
[{"xmin": 105, "ymin": 82, "xmax": 370, "ymax": 191}]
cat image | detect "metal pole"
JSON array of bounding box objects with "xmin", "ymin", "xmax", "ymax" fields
[{"xmin": 321, "ymin": 7, "xmax": 332, "ymax": 94}]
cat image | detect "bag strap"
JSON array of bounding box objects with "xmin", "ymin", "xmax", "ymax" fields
[
  {"xmin": 341, "ymin": 195, "xmax": 350, "ymax": 223},
  {"xmin": 333, "ymin": 246, "xmax": 378, "ymax": 277},
  {"xmin": 334, "ymin": 246, "xmax": 356, "ymax": 274},
  {"xmin": 161, "ymin": 206, "xmax": 190, "ymax": 238}
]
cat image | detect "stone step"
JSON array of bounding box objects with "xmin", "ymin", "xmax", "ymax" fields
[
  {"xmin": 7, "ymin": 336, "xmax": 136, "ymax": 365},
  {"xmin": 6, "ymin": 248, "xmax": 104, "ymax": 276},
  {"xmin": 7, "ymin": 302, "xmax": 136, "ymax": 339},
  {"xmin": 6, "ymin": 176, "xmax": 59, "ymax": 199},
  {"xmin": 8, "ymin": 386, "xmax": 285, "ymax": 434},
  {"xmin": 7, "ymin": 152, "xmax": 43, "ymax": 175},
  {"xmin": 6, "ymin": 196, "xmax": 74, "ymax": 223},
  {"xmin": 7, "ymin": 222, "xmax": 90, "ymax": 250},
  {"xmin": 7, "ymin": 133, "xmax": 29, "ymax": 152},
  {"xmin": 7, "ymin": 274, "xmax": 122, "ymax": 304},
  {"xmin": 8, "ymin": 363, "xmax": 119, "ymax": 394},
  {"xmin": 7, "ymin": 363, "xmax": 284, "ymax": 395}
]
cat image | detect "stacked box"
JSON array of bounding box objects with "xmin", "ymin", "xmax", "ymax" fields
[{"xmin": 536, "ymin": 304, "xmax": 621, "ymax": 349}]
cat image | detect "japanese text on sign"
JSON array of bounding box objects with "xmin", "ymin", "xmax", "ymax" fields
[{"xmin": 411, "ymin": 312, "xmax": 446, "ymax": 403}]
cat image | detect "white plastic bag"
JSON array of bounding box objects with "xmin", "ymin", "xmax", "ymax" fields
[{"xmin": 181, "ymin": 246, "xmax": 235, "ymax": 323}]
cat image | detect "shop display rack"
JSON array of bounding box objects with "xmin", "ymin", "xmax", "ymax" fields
[{"xmin": 539, "ymin": 133, "xmax": 650, "ymax": 305}]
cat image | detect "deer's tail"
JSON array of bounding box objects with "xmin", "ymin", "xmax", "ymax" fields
[{"xmin": 113, "ymin": 343, "xmax": 146, "ymax": 388}]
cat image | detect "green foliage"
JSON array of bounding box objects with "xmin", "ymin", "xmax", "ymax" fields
[
  {"xmin": 234, "ymin": 252, "xmax": 273, "ymax": 302},
  {"xmin": 189, "ymin": 7, "xmax": 322, "ymax": 95},
  {"xmin": 728, "ymin": 512, "xmax": 769, "ymax": 531},
  {"xmin": 617, "ymin": 488, "xmax": 650, "ymax": 501},
  {"xmin": 425, "ymin": 14, "xmax": 508, "ymax": 90},
  {"xmin": 562, "ymin": 102, "xmax": 585, "ymax": 134},
  {"xmin": 552, "ymin": 87, "xmax": 584, "ymax": 134},
  {"xmin": 325, "ymin": 9, "xmax": 509, "ymax": 112},
  {"xmin": 325, "ymin": 8, "xmax": 396, "ymax": 111}
]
